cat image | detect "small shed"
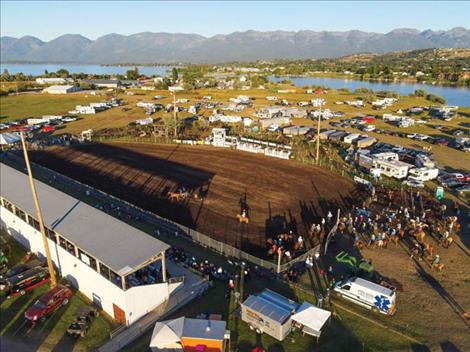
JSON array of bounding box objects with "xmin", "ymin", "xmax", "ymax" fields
[{"xmin": 150, "ymin": 317, "xmax": 228, "ymax": 352}]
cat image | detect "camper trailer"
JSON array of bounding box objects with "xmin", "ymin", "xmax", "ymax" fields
[
  {"xmin": 356, "ymin": 137, "xmax": 377, "ymax": 148},
  {"xmin": 408, "ymin": 167, "xmax": 439, "ymax": 182},
  {"xmin": 374, "ymin": 159, "xmax": 412, "ymax": 179},
  {"xmin": 334, "ymin": 277, "xmax": 396, "ymax": 315},
  {"xmin": 343, "ymin": 133, "xmax": 360, "ymax": 144}
]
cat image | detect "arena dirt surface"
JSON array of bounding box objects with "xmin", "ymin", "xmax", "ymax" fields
[{"xmin": 30, "ymin": 142, "xmax": 360, "ymax": 255}]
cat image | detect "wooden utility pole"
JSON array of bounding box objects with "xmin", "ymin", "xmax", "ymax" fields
[
  {"xmin": 172, "ymin": 92, "xmax": 177, "ymax": 138},
  {"xmin": 20, "ymin": 132, "xmax": 57, "ymax": 288},
  {"xmin": 314, "ymin": 96, "xmax": 324, "ymax": 164},
  {"xmin": 316, "ymin": 105, "xmax": 321, "ymax": 164}
]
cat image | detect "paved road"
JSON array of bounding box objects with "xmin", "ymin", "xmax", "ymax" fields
[{"xmin": 0, "ymin": 336, "xmax": 37, "ymax": 352}]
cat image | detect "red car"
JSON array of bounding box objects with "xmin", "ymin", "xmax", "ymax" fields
[
  {"xmin": 24, "ymin": 284, "xmax": 72, "ymax": 323},
  {"xmin": 41, "ymin": 125, "xmax": 55, "ymax": 133},
  {"xmin": 435, "ymin": 139, "xmax": 449, "ymax": 146}
]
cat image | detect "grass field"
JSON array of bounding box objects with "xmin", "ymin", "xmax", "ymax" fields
[
  {"xmin": 123, "ymin": 272, "xmax": 419, "ymax": 352},
  {"xmin": 0, "ymin": 93, "xmax": 103, "ymax": 121},
  {"xmin": 0, "ymin": 234, "xmax": 114, "ymax": 351}
]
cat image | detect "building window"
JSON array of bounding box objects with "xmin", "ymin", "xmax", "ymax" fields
[
  {"xmin": 110, "ymin": 270, "xmax": 122, "ymax": 288},
  {"xmin": 78, "ymin": 249, "xmax": 97, "ymax": 271},
  {"xmin": 3, "ymin": 199, "xmax": 14, "ymax": 213},
  {"xmin": 15, "ymin": 207, "xmax": 27, "ymax": 222},
  {"xmin": 46, "ymin": 228, "xmax": 57, "ymax": 243},
  {"xmin": 58, "ymin": 236, "xmax": 76, "ymax": 256},
  {"xmin": 28, "ymin": 216, "xmax": 41, "ymax": 231},
  {"xmin": 99, "ymin": 263, "xmax": 111, "ymax": 280},
  {"xmin": 66, "ymin": 242, "xmax": 76, "ymax": 256}
]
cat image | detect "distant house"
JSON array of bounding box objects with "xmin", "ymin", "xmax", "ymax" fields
[
  {"xmin": 260, "ymin": 117, "xmax": 291, "ymax": 129},
  {"xmin": 36, "ymin": 77, "xmax": 73, "ymax": 85},
  {"xmin": 283, "ymin": 125, "xmax": 311, "ymax": 137},
  {"xmin": 82, "ymin": 79, "xmax": 121, "ymax": 88},
  {"xmin": 43, "ymin": 85, "xmax": 80, "ymax": 94},
  {"xmin": 257, "ymin": 106, "xmax": 307, "ymax": 119}
]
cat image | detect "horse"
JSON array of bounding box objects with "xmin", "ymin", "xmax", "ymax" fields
[
  {"xmin": 236, "ymin": 214, "xmax": 249, "ymax": 224},
  {"xmin": 390, "ymin": 235, "xmax": 400, "ymax": 245},
  {"xmin": 441, "ymin": 237, "xmax": 454, "ymax": 248},
  {"xmin": 413, "ymin": 231, "xmax": 426, "ymax": 244},
  {"xmin": 376, "ymin": 239, "xmax": 389, "ymax": 249},
  {"xmin": 168, "ymin": 191, "xmax": 186, "ymax": 201},
  {"xmin": 433, "ymin": 262, "xmax": 445, "ymax": 272},
  {"xmin": 354, "ymin": 240, "xmax": 366, "ymax": 250},
  {"xmin": 423, "ymin": 243, "xmax": 435, "ymax": 256}
]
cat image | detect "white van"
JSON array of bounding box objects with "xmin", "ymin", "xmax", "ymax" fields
[{"xmin": 334, "ymin": 277, "xmax": 396, "ymax": 315}]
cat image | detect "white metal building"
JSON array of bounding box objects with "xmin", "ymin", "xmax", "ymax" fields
[
  {"xmin": 0, "ymin": 163, "xmax": 182, "ymax": 326},
  {"xmin": 43, "ymin": 85, "xmax": 81, "ymax": 94}
]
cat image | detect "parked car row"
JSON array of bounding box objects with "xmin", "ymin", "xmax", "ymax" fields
[{"xmin": 0, "ymin": 251, "xmax": 101, "ymax": 331}]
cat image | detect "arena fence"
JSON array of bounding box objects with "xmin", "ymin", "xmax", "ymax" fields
[{"xmin": 3, "ymin": 151, "xmax": 331, "ymax": 273}]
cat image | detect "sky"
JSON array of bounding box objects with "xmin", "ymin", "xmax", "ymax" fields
[{"xmin": 1, "ymin": 1, "xmax": 469, "ymax": 41}]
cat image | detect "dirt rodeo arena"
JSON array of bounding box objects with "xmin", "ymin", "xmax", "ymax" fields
[
  {"xmin": 30, "ymin": 143, "xmax": 361, "ymax": 257},
  {"xmin": 19, "ymin": 141, "xmax": 470, "ymax": 349}
]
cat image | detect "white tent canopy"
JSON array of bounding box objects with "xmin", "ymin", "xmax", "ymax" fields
[
  {"xmin": 0, "ymin": 132, "xmax": 20, "ymax": 145},
  {"xmin": 291, "ymin": 302, "xmax": 331, "ymax": 337},
  {"xmin": 150, "ymin": 317, "xmax": 184, "ymax": 350}
]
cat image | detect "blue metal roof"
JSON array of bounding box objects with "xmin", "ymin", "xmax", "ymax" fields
[{"xmin": 243, "ymin": 289, "xmax": 299, "ymax": 324}]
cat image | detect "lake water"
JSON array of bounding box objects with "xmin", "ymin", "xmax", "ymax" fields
[
  {"xmin": 0, "ymin": 63, "xmax": 171, "ymax": 77},
  {"xmin": 269, "ymin": 75, "xmax": 469, "ymax": 107}
]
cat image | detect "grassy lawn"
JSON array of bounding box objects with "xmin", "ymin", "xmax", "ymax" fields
[
  {"xmin": 0, "ymin": 93, "xmax": 103, "ymax": 121},
  {"xmin": 0, "ymin": 234, "xmax": 114, "ymax": 351}
]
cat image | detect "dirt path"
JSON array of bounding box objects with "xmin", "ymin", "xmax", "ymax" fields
[{"xmin": 359, "ymin": 240, "xmax": 470, "ymax": 350}]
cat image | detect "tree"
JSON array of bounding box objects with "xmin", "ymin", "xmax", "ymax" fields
[
  {"xmin": 56, "ymin": 68, "xmax": 69, "ymax": 78},
  {"xmin": 44, "ymin": 69, "xmax": 49, "ymax": 76},
  {"xmin": 413, "ymin": 89, "xmax": 427, "ymax": 97},
  {"xmin": 0, "ymin": 69, "xmax": 11, "ymax": 81},
  {"xmin": 126, "ymin": 67, "xmax": 139, "ymax": 80},
  {"xmin": 172, "ymin": 67, "xmax": 179, "ymax": 83}
]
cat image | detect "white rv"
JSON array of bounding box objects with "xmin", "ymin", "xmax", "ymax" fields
[
  {"xmin": 408, "ymin": 167, "xmax": 439, "ymax": 182},
  {"xmin": 334, "ymin": 277, "xmax": 396, "ymax": 315}
]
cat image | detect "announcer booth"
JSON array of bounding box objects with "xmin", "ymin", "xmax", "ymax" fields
[{"xmin": 0, "ymin": 163, "xmax": 183, "ymax": 326}]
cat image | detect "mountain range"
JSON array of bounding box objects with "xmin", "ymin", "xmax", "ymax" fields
[{"xmin": 2, "ymin": 28, "xmax": 470, "ymax": 64}]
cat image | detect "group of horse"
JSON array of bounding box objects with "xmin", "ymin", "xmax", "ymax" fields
[{"xmin": 351, "ymin": 186, "xmax": 461, "ymax": 273}]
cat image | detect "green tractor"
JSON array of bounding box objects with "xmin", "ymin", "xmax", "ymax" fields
[{"xmin": 335, "ymin": 251, "xmax": 373, "ymax": 276}]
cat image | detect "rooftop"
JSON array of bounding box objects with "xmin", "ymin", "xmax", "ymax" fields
[
  {"xmin": 0, "ymin": 163, "xmax": 169, "ymax": 275},
  {"xmin": 242, "ymin": 289, "xmax": 299, "ymax": 324}
]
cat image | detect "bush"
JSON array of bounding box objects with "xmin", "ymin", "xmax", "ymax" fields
[
  {"xmin": 425, "ymin": 94, "xmax": 446, "ymax": 104},
  {"xmin": 355, "ymin": 87, "xmax": 373, "ymax": 94},
  {"xmin": 413, "ymin": 89, "xmax": 427, "ymax": 97}
]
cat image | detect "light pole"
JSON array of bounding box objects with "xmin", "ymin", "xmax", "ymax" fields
[
  {"xmin": 20, "ymin": 132, "xmax": 58, "ymax": 289},
  {"xmin": 312, "ymin": 97, "xmax": 326, "ymax": 165}
]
